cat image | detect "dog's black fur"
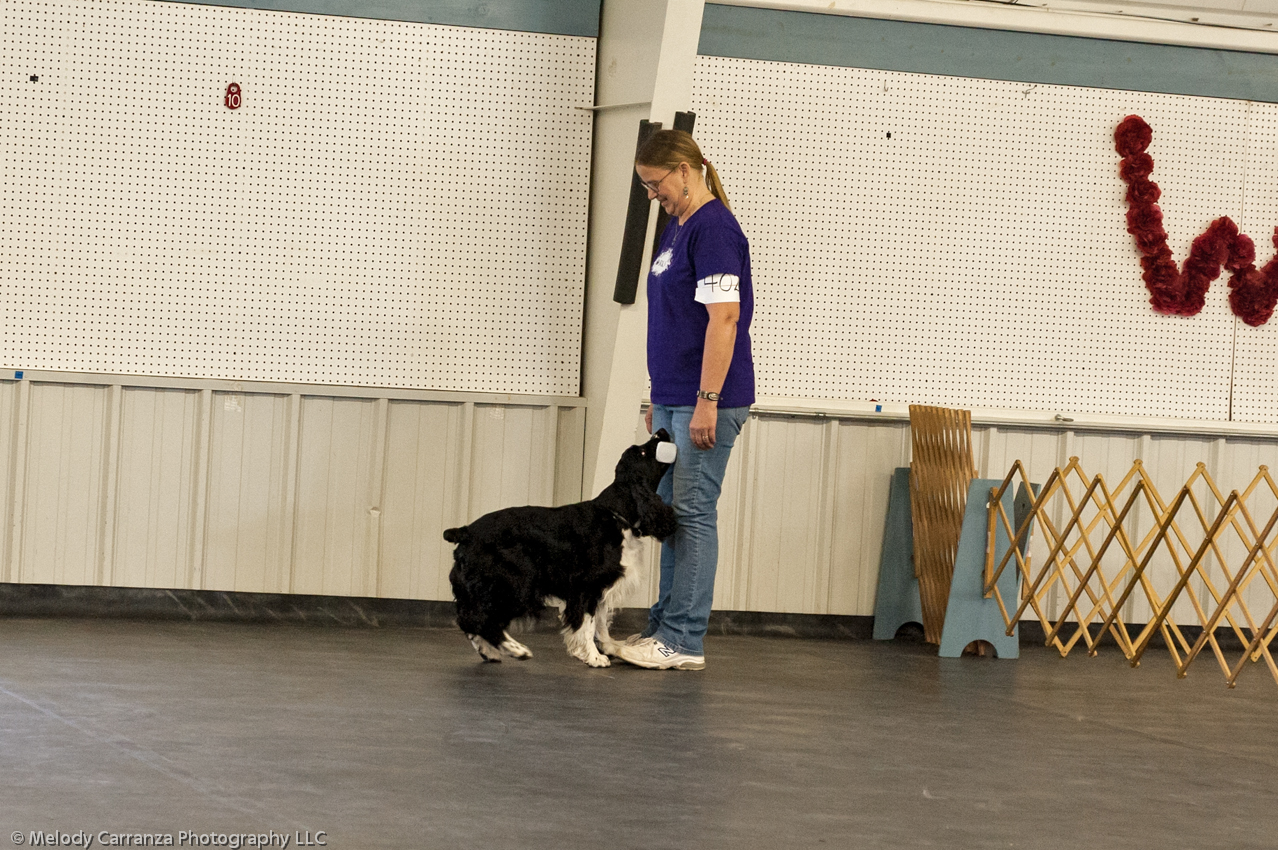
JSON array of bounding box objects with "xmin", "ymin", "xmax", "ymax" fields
[{"xmin": 444, "ymin": 429, "xmax": 678, "ymax": 666}]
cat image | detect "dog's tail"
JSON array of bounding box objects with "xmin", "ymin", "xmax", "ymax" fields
[{"xmin": 443, "ymin": 526, "xmax": 469, "ymax": 545}]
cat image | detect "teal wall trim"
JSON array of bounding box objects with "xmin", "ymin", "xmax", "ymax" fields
[
  {"xmin": 700, "ymin": 3, "xmax": 1278, "ymax": 103},
  {"xmin": 161, "ymin": 0, "xmax": 602, "ymax": 37}
]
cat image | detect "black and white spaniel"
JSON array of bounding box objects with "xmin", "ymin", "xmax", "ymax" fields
[{"xmin": 444, "ymin": 430, "xmax": 678, "ymax": 667}]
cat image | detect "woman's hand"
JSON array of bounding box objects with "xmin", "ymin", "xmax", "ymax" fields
[
  {"xmin": 690, "ymin": 399, "xmax": 717, "ymax": 449},
  {"xmin": 645, "ymin": 406, "xmax": 653, "ymax": 434}
]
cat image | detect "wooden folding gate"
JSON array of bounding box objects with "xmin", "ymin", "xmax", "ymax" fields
[{"xmin": 984, "ymin": 459, "xmax": 1278, "ymax": 688}]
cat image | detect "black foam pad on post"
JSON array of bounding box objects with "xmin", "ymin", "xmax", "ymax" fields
[
  {"xmin": 650, "ymin": 111, "xmax": 697, "ymax": 259},
  {"xmin": 613, "ymin": 120, "xmax": 661, "ymax": 305}
]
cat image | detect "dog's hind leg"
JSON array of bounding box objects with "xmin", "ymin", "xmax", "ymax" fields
[
  {"xmin": 499, "ymin": 631, "xmax": 533, "ymax": 659},
  {"xmin": 563, "ymin": 613, "xmax": 610, "ymax": 668}
]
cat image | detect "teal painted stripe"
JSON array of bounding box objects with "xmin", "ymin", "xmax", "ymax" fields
[
  {"xmin": 164, "ymin": 0, "xmax": 601, "ymax": 37},
  {"xmin": 699, "ymin": 3, "xmax": 1278, "ymax": 103}
]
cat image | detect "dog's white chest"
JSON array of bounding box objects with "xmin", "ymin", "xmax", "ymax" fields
[{"xmin": 620, "ymin": 528, "xmax": 646, "ymax": 572}]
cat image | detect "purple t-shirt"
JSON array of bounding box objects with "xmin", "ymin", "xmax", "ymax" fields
[{"xmin": 647, "ymin": 199, "xmax": 755, "ymax": 408}]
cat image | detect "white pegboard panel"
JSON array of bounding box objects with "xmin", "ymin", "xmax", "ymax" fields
[
  {"xmin": 0, "ymin": 0, "xmax": 594, "ymax": 394},
  {"xmin": 1234, "ymin": 101, "xmax": 1278, "ymax": 425},
  {"xmin": 691, "ymin": 56, "xmax": 1266, "ymax": 421}
]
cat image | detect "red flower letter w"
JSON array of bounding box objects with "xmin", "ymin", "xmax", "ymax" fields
[{"xmin": 1115, "ymin": 115, "xmax": 1278, "ymax": 327}]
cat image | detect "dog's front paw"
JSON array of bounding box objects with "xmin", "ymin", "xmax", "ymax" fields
[
  {"xmin": 568, "ymin": 644, "xmax": 611, "ymax": 667},
  {"xmin": 598, "ymin": 639, "xmax": 622, "ymax": 657},
  {"xmin": 468, "ymin": 634, "xmax": 504, "ymax": 663},
  {"xmin": 500, "ymin": 633, "xmax": 533, "ymax": 660}
]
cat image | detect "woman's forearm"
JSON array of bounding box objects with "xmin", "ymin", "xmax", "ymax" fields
[{"xmin": 699, "ymin": 306, "xmax": 739, "ymax": 394}]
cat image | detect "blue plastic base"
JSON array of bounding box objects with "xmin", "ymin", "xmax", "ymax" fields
[
  {"xmin": 873, "ymin": 467, "xmax": 924, "ymax": 640},
  {"xmin": 874, "ymin": 469, "xmax": 1037, "ymax": 657},
  {"xmin": 938, "ymin": 479, "xmax": 1021, "ymax": 659}
]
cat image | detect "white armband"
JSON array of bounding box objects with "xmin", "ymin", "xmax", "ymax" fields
[{"xmin": 694, "ymin": 273, "xmax": 741, "ymax": 304}]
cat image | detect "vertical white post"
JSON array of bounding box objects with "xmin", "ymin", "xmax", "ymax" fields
[
  {"xmin": 188, "ymin": 388, "xmax": 213, "ymax": 589},
  {"xmin": 278, "ymin": 392, "xmax": 303, "ymax": 594},
  {"xmin": 582, "ymin": 0, "xmax": 707, "ymax": 497},
  {"xmin": 97, "ymin": 383, "xmax": 123, "ymax": 586},
  {"xmin": 5, "ymin": 381, "xmax": 32, "ymax": 583},
  {"xmin": 365, "ymin": 396, "xmax": 389, "ymax": 597}
]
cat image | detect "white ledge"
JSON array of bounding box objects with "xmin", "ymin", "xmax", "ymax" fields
[
  {"xmin": 0, "ymin": 369, "xmax": 587, "ymax": 408},
  {"xmin": 748, "ymin": 396, "xmax": 1278, "ymax": 440}
]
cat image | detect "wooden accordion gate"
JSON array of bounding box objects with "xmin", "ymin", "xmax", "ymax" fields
[
  {"xmin": 908, "ymin": 405, "xmax": 977, "ymax": 645},
  {"xmin": 984, "ymin": 458, "xmax": 1278, "ymax": 688}
]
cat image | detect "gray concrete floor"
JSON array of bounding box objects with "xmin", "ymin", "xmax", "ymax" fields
[{"xmin": 1, "ymin": 618, "xmax": 1275, "ymax": 849}]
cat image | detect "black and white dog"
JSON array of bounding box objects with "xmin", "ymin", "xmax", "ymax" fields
[{"xmin": 444, "ymin": 430, "xmax": 678, "ymax": 667}]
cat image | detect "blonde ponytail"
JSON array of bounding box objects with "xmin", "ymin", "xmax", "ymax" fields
[{"xmin": 702, "ymin": 158, "xmax": 730, "ymax": 212}]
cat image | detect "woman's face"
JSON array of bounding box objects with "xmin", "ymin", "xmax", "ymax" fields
[{"xmin": 636, "ymin": 163, "xmax": 684, "ymax": 216}]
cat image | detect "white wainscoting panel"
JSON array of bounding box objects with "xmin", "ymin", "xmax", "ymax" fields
[
  {"xmin": 203, "ymin": 390, "xmax": 294, "ymax": 594},
  {"xmin": 13, "ymin": 382, "xmax": 110, "ymax": 586},
  {"xmin": 113, "ymin": 386, "xmax": 202, "ymax": 590},
  {"xmin": 292, "ymin": 396, "xmax": 384, "ymax": 598},
  {"xmin": 380, "ymin": 400, "xmax": 473, "ymax": 602},
  {"xmin": 0, "ymin": 375, "xmax": 586, "ymax": 601},
  {"xmin": 625, "ymin": 410, "xmax": 1278, "ymax": 627},
  {"xmin": 4, "ymin": 375, "xmax": 1273, "ymax": 630}
]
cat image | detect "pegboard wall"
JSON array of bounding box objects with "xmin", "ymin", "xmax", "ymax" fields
[
  {"xmin": 0, "ymin": 0, "xmax": 595, "ymax": 394},
  {"xmin": 1234, "ymin": 101, "xmax": 1278, "ymax": 425},
  {"xmin": 691, "ymin": 55, "xmax": 1278, "ymax": 424}
]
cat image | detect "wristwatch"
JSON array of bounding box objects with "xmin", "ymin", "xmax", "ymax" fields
[{"xmin": 696, "ymin": 389, "xmax": 721, "ymax": 402}]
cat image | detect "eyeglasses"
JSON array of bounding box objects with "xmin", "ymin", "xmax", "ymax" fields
[{"xmin": 638, "ymin": 167, "xmax": 678, "ymax": 194}]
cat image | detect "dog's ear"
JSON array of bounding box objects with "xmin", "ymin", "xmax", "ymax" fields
[{"xmin": 631, "ymin": 485, "xmax": 678, "ymax": 540}]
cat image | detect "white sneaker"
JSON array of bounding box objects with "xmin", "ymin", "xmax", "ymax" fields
[
  {"xmin": 623, "ymin": 633, "xmax": 648, "ymax": 646},
  {"xmin": 617, "ymin": 637, "xmax": 706, "ymax": 671}
]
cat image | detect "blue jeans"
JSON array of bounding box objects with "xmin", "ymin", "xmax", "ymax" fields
[{"xmin": 644, "ymin": 404, "xmax": 750, "ymax": 656}]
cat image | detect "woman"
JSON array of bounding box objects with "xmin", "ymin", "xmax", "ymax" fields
[{"xmin": 617, "ymin": 129, "xmax": 754, "ymax": 671}]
